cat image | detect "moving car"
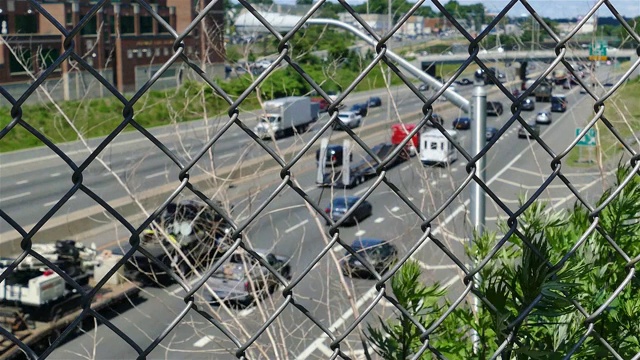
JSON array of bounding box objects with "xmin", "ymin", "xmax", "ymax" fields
[
  {"xmin": 518, "ymin": 121, "xmax": 541, "ymax": 138},
  {"xmin": 206, "ymin": 250, "xmax": 291, "ymax": 306},
  {"xmin": 486, "ymin": 101, "xmax": 504, "ymax": 116},
  {"xmin": 486, "ymin": 127, "xmax": 499, "ymax": 141},
  {"xmin": 368, "ymin": 96, "xmax": 382, "ymax": 107},
  {"xmin": 418, "ymin": 83, "xmax": 429, "ymax": 91},
  {"xmin": 325, "ymin": 196, "xmax": 373, "ymax": 225},
  {"xmin": 452, "ymin": 117, "xmax": 471, "ymax": 130},
  {"xmin": 535, "ymin": 111, "xmax": 552, "ymax": 124},
  {"xmin": 311, "ymin": 97, "xmax": 329, "ymax": 112},
  {"xmin": 455, "ymin": 78, "xmax": 473, "ymax": 85},
  {"xmin": 334, "ymin": 111, "xmax": 362, "ymax": 129},
  {"xmin": 341, "ymin": 239, "xmax": 398, "ymax": 278},
  {"xmin": 521, "ymin": 98, "xmax": 535, "ymax": 111},
  {"xmin": 349, "ymin": 103, "xmax": 369, "ymax": 117},
  {"xmin": 551, "ymin": 95, "xmax": 567, "ymax": 112},
  {"xmin": 316, "ymin": 144, "xmax": 352, "ymax": 167}
]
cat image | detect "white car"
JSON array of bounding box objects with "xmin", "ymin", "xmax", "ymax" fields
[
  {"xmin": 334, "ymin": 111, "xmax": 362, "ymax": 129},
  {"xmin": 535, "ymin": 111, "xmax": 552, "ymax": 124}
]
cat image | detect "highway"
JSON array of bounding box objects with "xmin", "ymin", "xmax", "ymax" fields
[{"xmin": 41, "ymin": 67, "xmax": 625, "ymax": 359}]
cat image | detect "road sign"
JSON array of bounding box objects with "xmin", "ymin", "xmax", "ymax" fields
[
  {"xmin": 576, "ymin": 128, "xmax": 597, "ymax": 147},
  {"xmin": 589, "ymin": 40, "xmax": 607, "ymax": 61}
]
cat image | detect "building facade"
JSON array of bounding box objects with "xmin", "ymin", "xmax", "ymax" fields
[{"xmin": 0, "ymin": 0, "xmax": 224, "ymax": 95}]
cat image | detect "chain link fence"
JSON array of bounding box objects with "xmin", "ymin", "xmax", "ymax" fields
[{"xmin": 1, "ymin": 0, "xmax": 639, "ymax": 358}]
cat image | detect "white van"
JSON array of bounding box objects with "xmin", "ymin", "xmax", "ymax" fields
[{"xmin": 420, "ymin": 129, "xmax": 459, "ymax": 166}]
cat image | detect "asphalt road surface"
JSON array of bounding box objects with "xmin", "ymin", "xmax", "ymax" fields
[{"xmin": 42, "ymin": 68, "xmax": 627, "ymax": 359}]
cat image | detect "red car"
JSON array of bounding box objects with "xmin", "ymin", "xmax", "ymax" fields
[{"xmin": 311, "ymin": 97, "xmax": 329, "ymax": 112}]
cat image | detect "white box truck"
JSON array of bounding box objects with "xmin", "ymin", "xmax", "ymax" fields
[
  {"xmin": 254, "ymin": 96, "xmax": 317, "ymax": 139},
  {"xmin": 420, "ymin": 129, "xmax": 459, "ymax": 166}
]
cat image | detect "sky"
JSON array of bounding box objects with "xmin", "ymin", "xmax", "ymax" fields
[{"xmin": 273, "ymin": 0, "xmax": 640, "ymax": 20}]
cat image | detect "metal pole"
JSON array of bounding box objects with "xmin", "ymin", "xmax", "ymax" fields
[
  {"xmin": 342, "ymin": 139, "xmax": 351, "ymax": 186},
  {"xmin": 470, "ymin": 83, "xmax": 486, "ymax": 353},
  {"xmin": 317, "ymin": 138, "xmax": 328, "ymax": 184}
]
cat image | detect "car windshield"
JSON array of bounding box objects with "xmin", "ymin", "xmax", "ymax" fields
[
  {"xmin": 211, "ymin": 264, "xmax": 244, "ymax": 281},
  {"xmin": 338, "ymin": 114, "xmax": 350, "ymax": 120},
  {"xmin": 332, "ymin": 198, "xmax": 353, "ymax": 208},
  {"xmin": 260, "ymin": 116, "xmax": 279, "ymax": 123}
]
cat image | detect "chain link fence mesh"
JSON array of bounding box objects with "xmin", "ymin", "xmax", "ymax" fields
[{"xmin": 1, "ymin": 0, "xmax": 639, "ymax": 358}]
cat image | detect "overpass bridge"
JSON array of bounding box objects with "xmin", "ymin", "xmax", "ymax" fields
[{"xmin": 414, "ymin": 49, "xmax": 637, "ymax": 65}]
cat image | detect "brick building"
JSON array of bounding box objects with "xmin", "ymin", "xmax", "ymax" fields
[{"xmin": 0, "ymin": 0, "xmax": 224, "ymax": 95}]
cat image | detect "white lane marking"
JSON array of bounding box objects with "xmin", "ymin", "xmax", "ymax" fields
[
  {"xmin": 374, "ymin": 217, "xmax": 384, "ymax": 223},
  {"xmin": 400, "ymin": 165, "xmax": 410, "ymax": 172},
  {"xmin": 441, "ymin": 173, "xmax": 448, "ymax": 179},
  {"xmin": 354, "ymin": 230, "xmax": 366, "ymax": 236},
  {"xmin": 303, "ymin": 186, "xmax": 316, "ymax": 193},
  {"xmin": 390, "ymin": 206, "xmax": 400, "ymax": 212},
  {"xmin": 509, "ymin": 166, "xmax": 544, "ymax": 177},
  {"xmin": 419, "ymin": 188, "xmax": 426, "ymax": 193},
  {"xmin": 296, "ymin": 103, "xmax": 571, "ymax": 358},
  {"xmin": 285, "ymin": 219, "xmax": 309, "ymax": 234},
  {"xmin": 239, "ymin": 307, "xmax": 256, "ymax": 317},
  {"xmin": 218, "ymin": 152, "xmax": 236, "ymax": 159},
  {"xmin": 44, "ymin": 196, "xmax": 76, "ymax": 207},
  {"xmin": 50, "ymin": 172, "xmax": 61, "ymax": 177},
  {"xmin": 145, "ymin": 171, "xmax": 168, "ymax": 179},
  {"xmin": 0, "ymin": 192, "xmax": 31, "ymax": 202},
  {"xmin": 415, "ymin": 262, "xmax": 461, "ymax": 271},
  {"xmin": 495, "ymin": 177, "xmax": 570, "ymax": 189},
  {"xmin": 354, "ymin": 187, "xmax": 369, "ymax": 196},
  {"xmin": 317, "ymin": 344, "xmax": 335, "ymax": 357},
  {"xmin": 443, "ymin": 274, "xmax": 461, "ymax": 289},
  {"xmin": 332, "ymin": 245, "xmax": 344, "ymax": 253},
  {"xmin": 430, "ymin": 181, "xmax": 437, "ymax": 186},
  {"xmin": 407, "ymin": 197, "xmax": 414, "ymax": 201},
  {"xmin": 16, "ymin": 180, "xmax": 29, "ymax": 185},
  {"xmin": 451, "ymin": 167, "xmax": 458, "ymax": 172},
  {"xmin": 193, "ymin": 336, "xmax": 214, "ymax": 348}
]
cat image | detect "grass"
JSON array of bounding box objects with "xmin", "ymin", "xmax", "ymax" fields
[
  {"xmin": 0, "ymin": 60, "xmax": 405, "ymax": 153},
  {"xmin": 566, "ymin": 75, "xmax": 640, "ymax": 167}
]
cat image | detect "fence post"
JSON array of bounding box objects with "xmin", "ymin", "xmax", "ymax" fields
[{"xmin": 317, "ymin": 138, "xmax": 328, "ymax": 184}]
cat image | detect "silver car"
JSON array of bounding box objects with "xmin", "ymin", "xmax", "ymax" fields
[
  {"xmin": 335, "ymin": 111, "xmax": 362, "ymax": 129},
  {"xmin": 535, "ymin": 111, "xmax": 552, "ymax": 125}
]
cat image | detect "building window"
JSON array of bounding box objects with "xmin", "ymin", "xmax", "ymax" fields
[
  {"xmin": 137, "ymin": 49, "xmax": 143, "ymax": 58},
  {"xmin": 154, "ymin": 48, "xmax": 160, "ymax": 57},
  {"xmin": 9, "ymin": 48, "xmax": 33, "ymax": 74},
  {"xmin": 140, "ymin": 16, "xmax": 153, "ymax": 34},
  {"xmin": 15, "ymin": 15, "xmax": 38, "ymax": 33},
  {"xmin": 121, "ymin": 16, "xmax": 135, "ymax": 34},
  {"xmin": 127, "ymin": 49, "xmax": 133, "ymax": 59},
  {"xmin": 66, "ymin": 11, "xmax": 73, "ymax": 26},
  {"xmin": 146, "ymin": 48, "xmax": 151, "ymax": 58},
  {"xmin": 80, "ymin": 14, "xmax": 97, "ymax": 35},
  {"xmin": 158, "ymin": 16, "xmax": 170, "ymax": 33},
  {"xmin": 108, "ymin": 15, "xmax": 115, "ymax": 33},
  {"xmin": 163, "ymin": 47, "xmax": 169, "ymax": 56},
  {"xmin": 41, "ymin": 48, "xmax": 60, "ymax": 70}
]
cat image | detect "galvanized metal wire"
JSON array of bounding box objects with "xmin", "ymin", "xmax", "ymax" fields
[{"xmin": 1, "ymin": 0, "xmax": 639, "ymax": 358}]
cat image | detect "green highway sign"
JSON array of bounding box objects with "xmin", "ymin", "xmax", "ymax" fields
[
  {"xmin": 576, "ymin": 128, "xmax": 597, "ymax": 147},
  {"xmin": 589, "ymin": 40, "xmax": 607, "ymax": 61}
]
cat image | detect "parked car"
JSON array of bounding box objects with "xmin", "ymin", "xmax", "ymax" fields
[
  {"xmin": 455, "ymin": 78, "xmax": 473, "ymax": 86},
  {"xmin": 518, "ymin": 121, "xmax": 541, "ymax": 138},
  {"xmin": 535, "ymin": 111, "xmax": 552, "ymax": 124},
  {"xmin": 452, "ymin": 117, "xmax": 471, "ymax": 130},
  {"xmin": 521, "ymin": 98, "xmax": 535, "ymax": 111},
  {"xmin": 341, "ymin": 239, "xmax": 398, "ymax": 278},
  {"xmin": 486, "ymin": 127, "xmax": 499, "ymax": 141},
  {"xmin": 349, "ymin": 103, "xmax": 369, "ymax": 117},
  {"xmin": 486, "ymin": 101, "xmax": 504, "ymax": 116},
  {"xmin": 334, "ymin": 111, "xmax": 362, "ymax": 129},
  {"xmin": 418, "ymin": 83, "xmax": 429, "ymax": 91},
  {"xmin": 206, "ymin": 250, "xmax": 290, "ymax": 306},
  {"xmin": 551, "ymin": 95, "xmax": 567, "ymax": 112},
  {"xmin": 368, "ymin": 96, "xmax": 382, "ymax": 107},
  {"xmin": 316, "ymin": 144, "xmax": 352, "ymax": 167},
  {"xmin": 325, "ymin": 196, "xmax": 372, "ymax": 226}
]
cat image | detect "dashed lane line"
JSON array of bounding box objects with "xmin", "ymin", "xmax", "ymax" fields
[
  {"xmin": 374, "ymin": 217, "xmax": 384, "ymax": 223},
  {"xmin": 193, "ymin": 336, "xmax": 214, "ymax": 348},
  {"xmin": 354, "ymin": 230, "xmax": 366, "ymax": 236},
  {"xmin": 44, "ymin": 196, "xmax": 76, "ymax": 207},
  {"xmin": 0, "ymin": 192, "xmax": 31, "ymax": 202},
  {"xmin": 285, "ymin": 219, "xmax": 309, "ymax": 234},
  {"xmin": 16, "ymin": 180, "xmax": 28, "ymax": 185},
  {"xmin": 145, "ymin": 171, "xmax": 168, "ymax": 179}
]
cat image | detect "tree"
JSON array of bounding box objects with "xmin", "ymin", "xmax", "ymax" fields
[
  {"xmin": 296, "ymin": 0, "xmax": 314, "ymax": 4},
  {"xmin": 366, "ymin": 164, "xmax": 640, "ymax": 358}
]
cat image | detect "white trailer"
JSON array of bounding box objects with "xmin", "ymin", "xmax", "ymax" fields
[
  {"xmin": 419, "ymin": 129, "xmax": 459, "ymax": 166},
  {"xmin": 254, "ymin": 96, "xmax": 317, "ymax": 139}
]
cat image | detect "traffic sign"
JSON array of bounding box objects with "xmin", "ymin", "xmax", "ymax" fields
[
  {"xmin": 576, "ymin": 128, "xmax": 597, "ymax": 147},
  {"xmin": 589, "ymin": 40, "xmax": 607, "ymax": 61}
]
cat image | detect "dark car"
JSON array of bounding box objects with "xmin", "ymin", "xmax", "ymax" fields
[
  {"xmin": 341, "ymin": 239, "xmax": 398, "ymax": 278},
  {"xmin": 316, "ymin": 144, "xmax": 353, "ymax": 167},
  {"xmin": 115, "ymin": 200, "xmax": 233, "ymax": 284},
  {"xmin": 349, "ymin": 103, "xmax": 369, "ymax": 117},
  {"xmin": 518, "ymin": 121, "xmax": 541, "ymax": 138},
  {"xmin": 486, "ymin": 101, "xmax": 504, "ymax": 116},
  {"xmin": 452, "ymin": 117, "xmax": 471, "ymax": 130},
  {"xmin": 325, "ymin": 196, "xmax": 372, "ymax": 226},
  {"xmin": 427, "ymin": 113, "xmax": 444, "ymax": 127},
  {"xmin": 418, "ymin": 83, "xmax": 429, "ymax": 91},
  {"xmin": 368, "ymin": 96, "xmax": 382, "ymax": 107},
  {"xmin": 455, "ymin": 78, "xmax": 473, "ymax": 86},
  {"xmin": 206, "ymin": 249, "xmax": 290, "ymax": 307},
  {"xmin": 550, "ymin": 96, "xmax": 567, "ymax": 112},
  {"xmin": 521, "ymin": 98, "xmax": 535, "ymax": 111},
  {"xmin": 486, "ymin": 127, "xmax": 499, "ymax": 141}
]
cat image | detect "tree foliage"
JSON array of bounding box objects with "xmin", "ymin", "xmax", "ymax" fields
[{"xmin": 366, "ymin": 164, "xmax": 640, "ymax": 359}]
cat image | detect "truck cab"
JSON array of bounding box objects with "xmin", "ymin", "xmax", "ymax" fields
[{"xmin": 419, "ymin": 129, "xmax": 459, "ymax": 166}]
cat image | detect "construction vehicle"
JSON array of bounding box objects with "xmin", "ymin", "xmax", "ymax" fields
[
  {"xmin": 0, "ymin": 241, "xmax": 140, "ymax": 359},
  {"xmin": 533, "ymin": 79, "xmax": 553, "ymax": 102}
]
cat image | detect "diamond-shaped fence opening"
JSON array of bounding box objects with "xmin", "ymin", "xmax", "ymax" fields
[{"xmin": 1, "ymin": 0, "xmax": 639, "ymax": 358}]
